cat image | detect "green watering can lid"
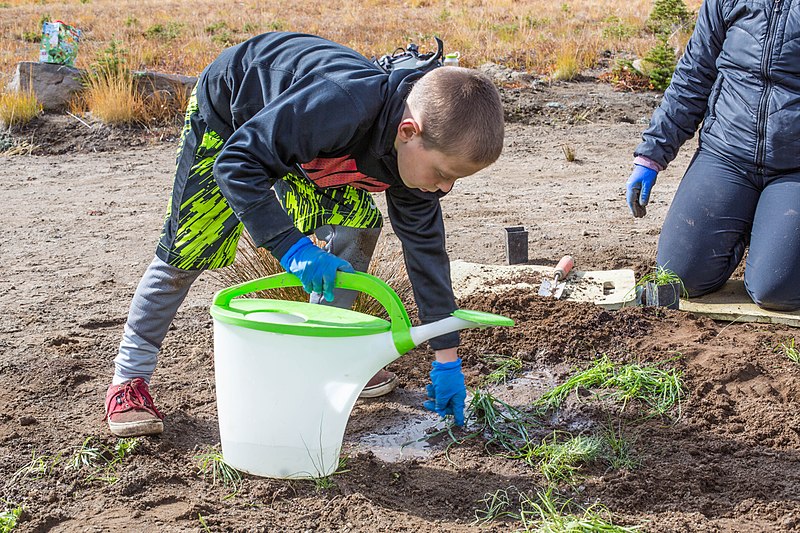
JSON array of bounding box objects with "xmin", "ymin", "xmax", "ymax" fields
[
  {"xmin": 211, "ymin": 272, "xmax": 411, "ymax": 351},
  {"xmin": 210, "ymin": 272, "xmax": 514, "ymax": 354},
  {"xmin": 211, "ymin": 297, "xmax": 390, "ymax": 338}
]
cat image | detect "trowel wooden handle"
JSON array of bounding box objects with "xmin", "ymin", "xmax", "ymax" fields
[{"xmin": 554, "ymin": 255, "xmax": 574, "ymax": 281}]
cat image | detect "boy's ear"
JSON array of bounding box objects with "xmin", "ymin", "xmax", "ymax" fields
[{"xmin": 396, "ymin": 117, "xmax": 421, "ymax": 143}]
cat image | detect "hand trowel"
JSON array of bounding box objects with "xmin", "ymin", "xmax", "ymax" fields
[{"xmin": 537, "ymin": 255, "xmax": 574, "ymax": 299}]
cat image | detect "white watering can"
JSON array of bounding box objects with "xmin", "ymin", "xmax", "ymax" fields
[{"xmin": 210, "ymin": 271, "xmax": 513, "ymax": 479}]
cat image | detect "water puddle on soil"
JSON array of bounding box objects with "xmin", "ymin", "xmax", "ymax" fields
[
  {"xmin": 353, "ymin": 413, "xmax": 442, "ymax": 462},
  {"xmin": 347, "ymin": 367, "xmax": 566, "ymax": 463}
]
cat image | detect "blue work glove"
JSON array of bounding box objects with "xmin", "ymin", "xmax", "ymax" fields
[
  {"xmin": 279, "ymin": 237, "xmax": 354, "ymax": 302},
  {"xmin": 625, "ymin": 164, "xmax": 658, "ymax": 218},
  {"xmin": 423, "ymin": 358, "xmax": 466, "ymax": 426}
]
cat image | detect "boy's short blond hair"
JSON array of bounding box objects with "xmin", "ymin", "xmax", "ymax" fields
[{"xmin": 406, "ymin": 67, "xmax": 504, "ymax": 165}]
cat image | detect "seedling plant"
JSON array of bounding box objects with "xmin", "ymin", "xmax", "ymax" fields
[
  {"xmin": 600, "ymin": 422, "xmax": 640, "ymax": 471},
  {"xmin": 0, "ymin": 503, "xmax": 22, "ymax": 533},
  {"xmin": 514, "ymin": 432, "xmax": 603, "ymax": 483},
  {"xmin": 482, "ymin": 353, "xmax": 523, "ymax": 385},
  {"xmin": 474, "ymin": 487, "xmax": 642, "ymax": 531},
  {"xmin": 532, "ymin": 355, "xmax": 685, "ymax": 418},
  {"xmin": 194, "ymin": 446, "xmax": 242, "ymax": 497},
  {"xmin": 518, "ymin": 488, "xmax": 642, "ymax": 532},
  {"xmin": 776, "ymin": 337, "xmax": 800, "ymax": 365}
]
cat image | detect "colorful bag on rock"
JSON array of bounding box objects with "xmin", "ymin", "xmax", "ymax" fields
[{"xmin": 39, "ymin": 21, "xmax": 82, "ymax": 67}]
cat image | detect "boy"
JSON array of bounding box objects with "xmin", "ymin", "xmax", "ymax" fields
[{"xmin": 105, "ymin": 32, "xmax": 504, "ymax": 437}]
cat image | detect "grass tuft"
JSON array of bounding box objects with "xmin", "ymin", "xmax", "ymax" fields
[
  {"xmin": 194, "ymin": 446, "xmax": 242, "ymax": 495},
  {"xmin": 312, "ymin": 456, "xmax": 350, "ymax": 491},
  {"xmin": 516, "ymin": 432, "xmax": 602, "ymax": 483},
  {"xmin": 474, "ymin": 487, "xmax": 516, "ymax": 524},
  {"xmin": 552, "ymin": 46, "xmax": 581, "ymax": 81},
  {"xmin": 11, "ymin": 450, "xmax": 62, "ymax": 483},
  {"xmin": 532, "ymin": 355, "xmax": 685, "ymax": 418},
  {"xmin": 66, "ymin": 436, "xmax": 107, "ymax": 471},
  {"xmin": 532, "ymin": 356, "xmax": 615, "ymax": 412},
  {"xmin": 0, "ymin": 90, "xmax": 41, "ymax": 128},
  {"xmin": 82, "ymin": 67, "xmax": 146, "ymax": 125},
  {"xmin": 519, "ymin": 488, "xmax": 642, "ymax": 532},
  {"xmin": 776, "ymin": 337, "xmax": 800, "ymax": 365},
  {"xmin": 0, "ymin": 504, "xmax": 23, "ymax": 533},
  {"xmin": 483, "ymin": 353, "xmax": 523, "ymax": 385},
  {"xmin": 600, "ymin": 422, "xmax": 640, "ymax": 471}
]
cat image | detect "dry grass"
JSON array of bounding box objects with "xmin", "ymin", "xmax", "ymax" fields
[
  {"xmin": 0, "ymin": 88, "xmax": 40, "ymax": 127},
  {"xmin": 0, "ymin": 0, "xmax": 702, "ymax": 86},
  {"xmin": 213, "ymin": 231, "xmax": 412, "ymax": 319},
  {"xmin": 81, "ymin": 68, "xmax": 145, "ymax": 124}
]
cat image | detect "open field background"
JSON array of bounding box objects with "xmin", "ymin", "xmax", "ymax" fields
[{"xmin": 1, "ymin": 0, "xmax": 700, "ymax": 84}]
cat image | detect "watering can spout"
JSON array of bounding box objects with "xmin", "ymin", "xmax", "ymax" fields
[{"xmin": 409, "ymin": 311, "xmax": 514, "ymax": 349}]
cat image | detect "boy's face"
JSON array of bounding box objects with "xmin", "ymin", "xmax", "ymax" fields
[{"xmin": 394, "ymin": 111, "xmax": 486, "ymax": 194}]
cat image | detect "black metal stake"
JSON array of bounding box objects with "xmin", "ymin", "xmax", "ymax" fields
[{"xmin": 504, "ymin": 226, "xmax": 528, "ymax": 265}]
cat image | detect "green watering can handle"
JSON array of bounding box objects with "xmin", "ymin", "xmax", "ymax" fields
[{"xmin": 212, "ymin": 272, "xmax": 416, "ymax": 354}]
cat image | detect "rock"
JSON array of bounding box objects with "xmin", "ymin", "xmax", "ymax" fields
[
  {"xmin": 19, "ymin": 415, "xmax": 38, "ymax": 426},
  {"xmin": 7, "ymin": 61, "xmax": 85, "ymax": 111},
  {"xmin": 6, "ymin": 62, "xmax": 198, "ymax": 113},
  {"xmin": 133, "ymin": 71, "xmax": 197, "ymax": 103}
]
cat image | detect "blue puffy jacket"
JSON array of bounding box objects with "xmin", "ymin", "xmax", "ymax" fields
[{"xmin": 636, "ymin": 0, "xmax": 800, "ymax": 175}]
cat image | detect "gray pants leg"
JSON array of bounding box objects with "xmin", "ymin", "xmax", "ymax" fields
[
  {"xmin": 309, "ymin": 225, "xmax": 382, "ymax": 309},
  {"xmin": 113, "ymin": 256, "xmax": 202, "ymax": 384},
  {"xmin": 657, "ymin": 149, "xmax": 800, "ymax": 310}
]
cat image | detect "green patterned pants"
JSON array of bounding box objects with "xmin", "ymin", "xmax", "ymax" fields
[{"xmin": 156, "ymin": 89, "xmax": 383, "ymax": 271}]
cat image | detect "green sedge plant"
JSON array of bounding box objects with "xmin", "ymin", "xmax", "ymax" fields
[
  {"xmin": 514, "ymin": 432, "xmax": 603, "ymax": 483},
  {"xmin": 473, "ymin": 487, "xmax": 517, "ymax": 525},
  {"xmin": 194, "ymin": 446, "xmax": 243, "ymax": 496},
  {"xmin": 0, "ymin": 503, "xmax": 22, "ymax": 533},
  {"xmin": 518, "ymin": 488, "xmax": 642, "ymax": 532},
  {"xmin": 482, "ymin": 353, "xmax": 523, "ymax": 385},
  {"xmin": 532, "ymin": 355, "xmax": 685, "ymax": 419},
  {"xmin": 776, "ymin": 337, "xmax": 800, "ymax": 364}
]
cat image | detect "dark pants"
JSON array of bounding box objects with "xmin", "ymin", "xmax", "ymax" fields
[{"xmin": 657, "ymin": 148, "xmax": 800, "ymax": 311}]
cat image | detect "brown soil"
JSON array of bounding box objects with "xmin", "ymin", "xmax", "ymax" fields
[{"xmin": 2, "ymin": 77, "xmax": 799, "ymax": 532}]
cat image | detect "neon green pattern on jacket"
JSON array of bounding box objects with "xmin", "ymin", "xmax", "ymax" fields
[{"xmin": 157, "ymin": 89, "xmax": 382, "ymax": 271}]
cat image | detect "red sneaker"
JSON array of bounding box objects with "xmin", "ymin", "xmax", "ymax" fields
[
  {"xmin": 105, "ymin": 378, "xmax": 164, "ymax": 437},
  {"xmin": 359, "ymin": 369, "xmax": 398, "ymax": 398}
]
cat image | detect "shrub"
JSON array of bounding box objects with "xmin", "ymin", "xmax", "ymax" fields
[
  {"xmin": 644, "ymin": 38, "xmax": 677, "ymax": 91},
  {"xmin": 0, "ymin": 90, "xmax": 41, "ymax": 128},
  {"xmin": 144, "ymin": 22, "xmax": 183, "ymax": 41},
  {"xmin": 602, "ymin": 16, "xmax": 639, "ymax": 40},
  {"xmin": 647, "ymin": 0, "xmax": 693, "ymax": 35}
]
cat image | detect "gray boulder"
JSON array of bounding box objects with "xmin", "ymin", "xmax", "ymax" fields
[
  {"xmin": 7, "ymin": 61, "xmax": 85, "ymax": 111},
  {"xmin": 133, "ymin": 71, "xmax": 197, "ymax": 104}
]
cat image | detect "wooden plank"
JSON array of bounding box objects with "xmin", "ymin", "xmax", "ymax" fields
[{"xmin": 680, "ymin": 279, "xmax": 800, "ymax": 328}]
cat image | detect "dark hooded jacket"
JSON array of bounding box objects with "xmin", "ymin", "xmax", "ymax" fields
[
  {"xmin": 195, "ymin": 32, "xmax": 459, "ymax": 348},
  {"xmin": 636, "ymin": 0, "xmax": 800, "ymax": 175}
]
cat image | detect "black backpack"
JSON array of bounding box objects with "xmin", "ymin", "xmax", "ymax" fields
[{"xmin": 372, "ymin": 37, "xmax": 444, "ymax": 73}]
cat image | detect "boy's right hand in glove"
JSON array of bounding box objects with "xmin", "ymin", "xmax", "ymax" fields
[
  {"xmin": 625, "ymin": 164, "xmax": 658, "ymax": 218},
  {"xmin": 423, "ymin": 358, "xmax": 466, "ymax": 426},
  {"xmin": 279, "ymin": 236, "xmax": 354, "ymax": 302}
]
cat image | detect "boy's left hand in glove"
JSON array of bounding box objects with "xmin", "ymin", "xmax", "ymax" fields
[
  {"xmin": 279, "ymin": 236, "xmax": 354, "ymax": 302},
  {"xmin": 423, "ymin": 358, "xmax": 466, "ymax": 426}
]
